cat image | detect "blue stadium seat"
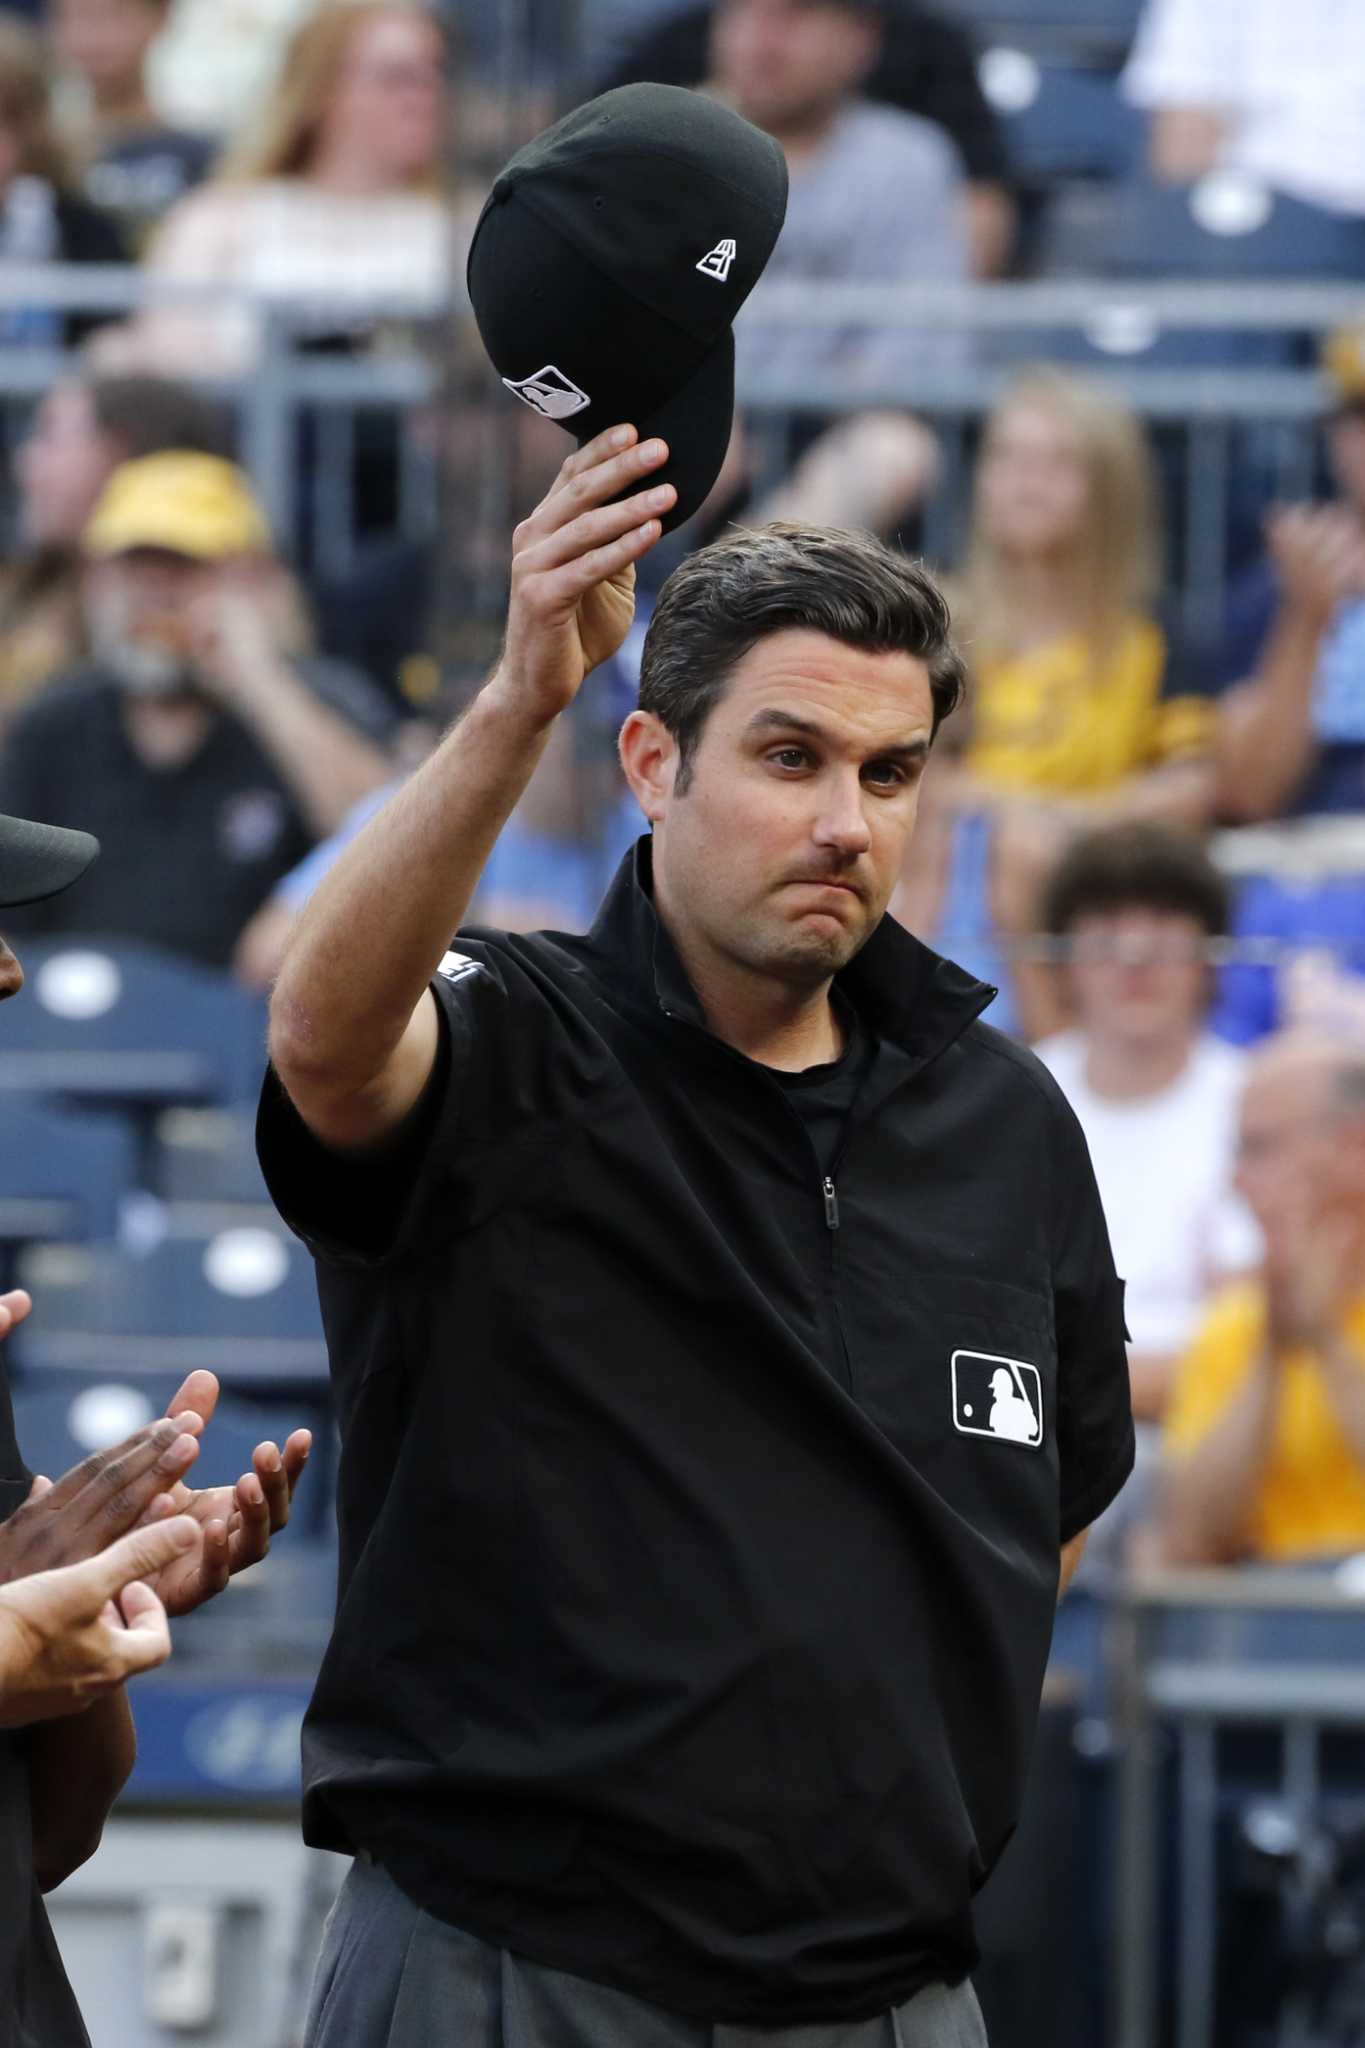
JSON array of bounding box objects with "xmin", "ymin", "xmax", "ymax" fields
[
  {"xmin": 8, "ymin": 1375, "xmax": 327, "ymax": 1511},
  {"xmin": 0, "ymin": 1098, "xmax": 138, "ymax": 1249},
  {"xmin": 11, "ymin": 1228, "xmax": 327, "ymax": 1388},
  {"xmin": 153, "ymin": 1108, "xmax": 271, "ymax": 1208},
  {"xmin": 1002, "ymin": 172, "xmax": 1338, "ymax": 371},
  {"xmin": 980, "ymin": 54, "xmax": 1143, "ymax": 183},
  {"xmin": 0, "ymin": 936, "xmax": 268, "ymax": 1111},
  {"xmin": 940, "ymin": 0, "xmax": 1141, "ymax": 63},
  {"xmin": 1108, "ymin": 173, "xmax": 1365, "ymax": 281},
  {"xmin": 147, "ymin": 1522, "xmax": 338, "ymax": 1676}
]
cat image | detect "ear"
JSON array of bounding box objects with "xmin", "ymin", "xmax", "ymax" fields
[{"xmin": 619, "ymin": 710, "xmax": 679, "ymax": 824}]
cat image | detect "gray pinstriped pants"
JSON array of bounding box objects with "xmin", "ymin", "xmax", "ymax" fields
[{"xmin": 305, "ymin": 1857, "xmax": 989, "ymax": 2048}]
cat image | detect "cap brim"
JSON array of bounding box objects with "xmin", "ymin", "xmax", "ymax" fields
[
  {"xmin": 0, "ymin": 815, "xmax": 100, "ymax": 909},
  {"xmin": 625, "ymin": 329, "xmax": 736, "ymax": 535}
]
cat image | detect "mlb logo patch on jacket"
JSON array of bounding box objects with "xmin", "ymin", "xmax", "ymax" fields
[{"xmin": 951, "ymin": 1350, "xmax": 1044, "ymax": 1448}]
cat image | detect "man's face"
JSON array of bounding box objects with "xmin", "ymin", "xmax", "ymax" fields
[
  {"xmin": 16, "ymin": 384, "xmax": 124, "ymax": 549},
  {"xmin": 711, "ymin": 0, "xmax": 880, "ymax": 135},
  {"xmin": 1063, "ymin": 907, "xmax": 1209, "ymax": 1057},
  {"xmin": 0, "ymin": 933, "xmax": 21, "ymax": 1004},
  {"xmin": 643, "ymin": 628, "xmax": 935, "ymax": 993},
  {"xmin": 85, "ymin": 548, "xmax": 211, "ymax": 695},
  {"xmin": 50, "ymin": 0, "xmax": 165, "ymax": 95},
  {"xmin": 1327, "ymin": 406, "xmax": 1365, "ymax": 519}
]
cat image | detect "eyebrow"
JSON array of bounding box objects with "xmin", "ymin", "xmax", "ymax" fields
[{"xmin": 742, "ymin": 707, "xmax": 931, "ymax": 763}]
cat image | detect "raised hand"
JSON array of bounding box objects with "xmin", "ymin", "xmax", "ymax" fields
[
  {"xmin": 490, "ymin": 423, "xmax": 675, "ymax": 727},
  {"xmin": 137, "ymin": 1370, "xmax": 312, "ymax": 1618},
  {"xmin": 1267, "ymin": 505, "xmax": 1365, "ymax": 628},
  {"xmin": 0, "ymin": 1415, "xmax": 203, "ymax": 1588},
  {"xmin": 0, "ymin": 1516, "xmax": 199, "ymax": 1728},
  {"xmin": 1265, "ymin": 1193, "xmax": 1357, "ymax": 1355}
]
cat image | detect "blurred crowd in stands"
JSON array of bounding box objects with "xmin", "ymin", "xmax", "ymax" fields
[{"xmin": 2, "ymin": 0, "xmax": 1365, "ymax": 1591}]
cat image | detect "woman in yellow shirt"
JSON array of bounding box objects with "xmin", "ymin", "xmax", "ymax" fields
[{"xmin": 900, "ymin": 369, "xmax": 1216, "ymax": 1035}]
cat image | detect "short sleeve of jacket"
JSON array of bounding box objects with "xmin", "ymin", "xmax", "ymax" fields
[
  {"xmin": 1047, "ymin": 1084, "xmax": 1135, "ymax": 1543},
  {"xmin": 256, "ymin": 936, "xmax": 549, "ymax": 1269}
]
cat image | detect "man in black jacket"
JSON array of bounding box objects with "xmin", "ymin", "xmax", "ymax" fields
[{"xmin": 262, "ymin": 427, "xmax": 1133, "ymax": 2045}]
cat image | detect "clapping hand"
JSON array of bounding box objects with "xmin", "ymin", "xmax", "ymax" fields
[
  {"xmin": 0, "ymin": 1517, "xmax": 199, "ymax": 1729},
  {"xmin": 137, "ymin": 1370, "xmax": 312, "ymax": 1618},
  {"xmin": 1267, "ymin": 505, "xmax": 1365, "ymax": 629},
  {"xmin": 1265, "ymin": 1194, "xmax": 1357, "ymax": 1356},
  {"xmin": 0, "ymin": 1344, "xmax": 205, "ymax": 1593}
]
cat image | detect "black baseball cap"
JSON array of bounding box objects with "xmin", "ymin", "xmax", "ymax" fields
[
  {"xmin": 467, "ymin": 84, "xmax": 788, "ymax": 532},
  {"xmin": 0, "ymin": 814, "xmax": 98, "ymax": 909}
]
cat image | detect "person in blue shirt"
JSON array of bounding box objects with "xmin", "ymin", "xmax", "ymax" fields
[{"xmin": 1217, "ymin": 322, "xmax": 1365, "ymax": 821}]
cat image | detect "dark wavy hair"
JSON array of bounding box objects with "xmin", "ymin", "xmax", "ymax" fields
[
  {"xmin": 637, "ymin": 521, "xmax": 965, "ymax": 793},
  {"xmin": 1043, "ymin": 821, "xmax": 1230, "ymax": 938}
]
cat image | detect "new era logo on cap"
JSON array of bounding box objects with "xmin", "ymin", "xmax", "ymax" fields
[
  {"xmin": 951, "ymin": 1350, "xmax": 1044, "ymax": 1449},
  {"xmin": 468, "ymin": 85, "xmax": 788, "ymax": 530},
  {"xmin": 697, "ymin": 238, "xmax": 737, "ymax": 282},
  {"xmin": 502, "ymin": 365, "xmax": 592, "ymax": 421}
]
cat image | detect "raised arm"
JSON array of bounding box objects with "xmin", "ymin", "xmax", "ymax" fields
[
  {"xmin": 1215, "ymin": 507, "xmax": 1365, "ymax": 823},
  {"xmin": 267, "ymin": 426, "xmax": 674, "ymax": 1153}
]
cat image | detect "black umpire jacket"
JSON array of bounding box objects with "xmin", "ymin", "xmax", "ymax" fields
[{"xmin": 258, "ymin": 838, "xmax": 1134, "ymax": 2027}]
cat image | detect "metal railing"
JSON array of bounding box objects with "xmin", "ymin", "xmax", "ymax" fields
[
  {"xmin": 1113, "ymin": 1568, "xmax": 1365, "ymax": 2048},
  {"xmin": 735, "ymin": 278, "xmax": 1360, "ymax": 646},
  {"xmin": 0, "ymin": 267, "xmax": 448, "ymax": 580},
  {"xmin": 0, "ymin": 265, "xmax": 1352, "ymax": 623}
]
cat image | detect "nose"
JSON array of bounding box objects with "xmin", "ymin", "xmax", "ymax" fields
[
  {"xmin": 813, "ymin": 777, "xmax": 873, "ymax": 860},
  {"xmin": 0, "ymin": 938, "xmax": 23, "ymax": 1002}
]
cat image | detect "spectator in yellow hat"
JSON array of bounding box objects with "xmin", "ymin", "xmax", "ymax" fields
[
  {"xmin": 1215, "ymin": 321, "xmax": 1365, "ymax": 823},
  {"xmin": 0, "ymin": 450, "xmax": 395, "ymax": 971},
  {"xmin": 0, "ymin": 370, "xmax": 230, "ymax": 731}
]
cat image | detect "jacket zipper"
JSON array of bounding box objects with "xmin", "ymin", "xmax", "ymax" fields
[
  {"xmin": 660, "ymin": 999, "xmax": 855, "ymax": 1390},
  {"xmin": 821, "ymin": 1170, "xmax": 855, "ymax": 1392}
]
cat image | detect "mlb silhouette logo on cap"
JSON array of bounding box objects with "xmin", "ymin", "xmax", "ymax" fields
[
  {"xmin": 467, "ymin": 84, "xmax": 789, "ymax": 533},
  {"xmin": 501, "ymin": 365, "xmax": 592, "ymax": 422}
]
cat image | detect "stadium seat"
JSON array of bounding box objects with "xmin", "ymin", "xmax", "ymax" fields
[
  {"xmin": 170, "ymin": 1527, "xmax": 339, "ymax": 1667},
  {"xmin": 1002, "ymin": 173, "xmax": 1333, "ymax": 370},
  {"xmin": 939, "ymin": 0, "xmax": 1141, "ymax": 64},
  {"xmin": 979, "ymin": 53, "xmax": 1143, "ymax": 184},
  {"xmin": 1108, "ymin": 172, "xmax": 1365, "ymax": 282},
  {"xmin": 8, "ymin": 1374, "xmax": 329, "ymax": 1521},
  {"xmin": 154, "ymin": 1107, "xmax": 273, "ymax": 1207},
  {"xmin": 11, "ymin": 1229, "xmax": 328, "ymax": 1388},
  {"xmin": 0, "ymin": 936, "xmax": 268, "ymax": 1111},
  {"xmin": 0, "ymin": 1098, "xmax": 138, "ymax": 1251}
]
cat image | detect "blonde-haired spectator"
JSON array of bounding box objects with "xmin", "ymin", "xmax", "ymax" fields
[
  {"xmin": 953, "ymin": 368, "xmax": 1207, "ymax": 808},
  {"xmin": 900, "ymin": 369, "xmax": 1217, "ymax": 1037},
  {"xmin": 121, "ymin": 1, "xmax": 456, "ymax": 375}
]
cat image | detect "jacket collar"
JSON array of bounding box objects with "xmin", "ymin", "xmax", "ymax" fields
[{"xmin": 586, "ymin": 837, "xmax": 996, "ymax": 1072}]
